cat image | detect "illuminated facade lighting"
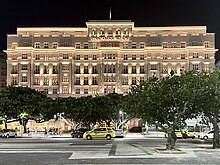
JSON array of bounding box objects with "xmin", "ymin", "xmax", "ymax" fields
[{"xmin": 5, "ymin": 20, "xmax": 217, "ymax": 97}]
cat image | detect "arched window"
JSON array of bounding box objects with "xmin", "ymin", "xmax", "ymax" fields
[
  {"xmin": 115, "ymin": 29, "xmax": 121, "ymax": 36},
  {"xmin": 100, "ymin": 29, "xmax": 104, "ymax": 36},
  {"xmin": 124, "ymin": 28, "xmax": 128, "ymax": 36},
  {"xmin": 108, "ymin": 28, "xmax": 113, "ymax": 36},
  {"xmin": 91, "ymin": 29, "xmax": 97, "ymax": 36}
]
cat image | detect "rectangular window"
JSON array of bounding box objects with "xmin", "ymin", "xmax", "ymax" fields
[
  {"xmin": 204, "ymin": 41, "xmax": 209, "ymax": 48},
  {"xmin": 35, "ymin": 54, "xmax": 40, "ymax": 60},
  {"xmin": 62, "ymin": 76, "xmax": 69, "ymax": 82},
  {"xmin": 193, "ymin": 64, "xmax": 199, "ymax": 70},
  {"xmin": 162, "ymin": 42, "xmax": 168, "ymax": 48},
  {"xmin": 44, "ymin": 42, "xmax": 49, "ymax": 48},
  {"xmin": 123, "ymin": 43, "xmax": 128, "ymax": 49},
  {"xmin": 75, "ymin": 43, "xmax": 81, "ymax": 49},
  {"xmin": 140, "ymin": 77, "xmax": 145, "ymax": 85},
  {"xmin": 35, "ymin": 65, "xmax": 40, "ymax": 74},
  {"xmin": 140, "ymin": 54, "xmax": 145, "ymax": 60},
  {"xmin": 124, "ymin": 54, "xmax": 128, "ymax": 60},
  {"xmin": 21, "ymin": 76, "xmax": 27, "ymax": 82},
  {"xmin": 84, "ymin": 77, "xmax": 88, "ymax": 85},
  {"xmin": 122, "ymin": 77, "xmax": 128, "ymax": 85},
  {"xmin": 63, "ymin": 86, "xmax": 69, "ymax": 93},
  {"xmin": 181, "ymin": 54, "xmax": 186, "ymax": 59},
  {"xmin": 193, "ymin": 52, "xmax": 199, "ymax": 58},
  {"xmin": 151, "ymin": 64, "xmax": 157, "ymax": 70},
  {"xmin": 132, "ymin": 54, "xmax": 136, "ymax": 60},
  {"xmin": 53, "ymin": 88, "xmax": 58, "ymax": 94},
  {"xmin": 75, "ymin": 77, "xmax": 80, "ymax": 85},
  {"xmin": 181, "ymin": 42, "xmax": 186, "ymax": 48},
  {"xmin": 132, "ymin": 42, "xmax": 136, "ymax": 48},
  {"xmin": 140, "ymin": 42, "xmax": 145, "ymax": 48},
  {"xmin": 62, "ymin": 64, "xmax": 69, "ymax": 70},
  {"xmin": 43, "ymin": 77, "xmax": 49, "ymax": 85},
  {"xmin": 22, "ymin": 54, "xmax": 28, "ymax": 59},
  {"xmin": 171, "ymin": 42, "xmax": 177, "ymax": 48},
  {"xmin": 123, "ymin": 65, "xmax": 128, "ymax": 74},
  {"xmin": 84, "ymin": 66, "xmax": 88, "ymax": 74},
  {"xmin": 92, "ymin": 77, "xmax": 97, "ymax": 85},
  {"xmin": 162, "ymin": 65, "xmax": 168, "ymax": 74},
  {"xmin": 75, "ymin": 66, "xmax": 80, "ymax": 74},
  {"xmin": 52, "ymin": 76, "xmax": 58, "ymax": 85},
  {"xmin": 63, "ymin": 54, "xmax": 69, "ymax": 59},
  {"xmin": 11, "ymin": 65, "xmax": 18, "ymax": 74},
  {"xmin": 35, "ymin": 42, "xmax": 40, "ymax": 48},
  {"xmin": 84, "ymin": 89, "xmax": 88, "ymax": 94},
  {"xmin": 52, "ymin": 42, "xmax": 58, "ymax": 48},
  {"xmin": 205, "ymin": 53, "xmax": 209, "ymax": 59},
  {"xmin": 140, "ymin": 66, "xmax": 145, "ymax": 74},
  {"xmin": 150, "ymin": 42, "xmax": 157, "ymax": 47},
  {"xmin": 21, "ymin": 65, "xmax": 28, "ymax": 70},
  {"xmin": 34, "ymin": 77, "xmax": 40, "ymax": 85},
  {"xmin": 12, "ymin": 55, "xmax": 17, "ymax": 60},
  {"xmin": 162, "ymin": 54, "xmax": 167, "ymax": 60},
  {"xmin": 132, "ymin": 77, "xmax": 136, "ymax": 85},
  {"xmin": 93, "ymin": 55, "xmax": 97, "ymax": 60},
  {"xmin": 92, "ymin": 66, "xmax": 97, "ymax": 74},
  {"xmin": 44, "ymin": 66, "xmax": 49, "ymax": 74},
  {"xmin": 172, "ymin": 54, "xmax": 176, "ymax": 59},
  {"xmin": 53, "ymin": 66, "xmax": 58, "ymax": 74},
  {"xmin": 76, "ymin": 89, "xmax": 80, "ymax": 94},
  {"xmin": 84, "ymin": 55, "xmax": 88, "ymax": 60},
  {"xmin": 12, "ymin": 77, "xmax": 17, "ymax": 85},
  {"xmin": 83, "ymin": 42, "xmax": 88, "ymax": 49},
  {"xmin": 76, "ymin": 54, "xmax": 80, "ymax": 60},
  {"xmin": 92, "ymin": 43, "xmax": 97, "ymax": 49},
  {"xmin": 132, "ymin": 66, "xmax": 136, "ymax": 74}
]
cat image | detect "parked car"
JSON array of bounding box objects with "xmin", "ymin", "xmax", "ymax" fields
[
  {"xmin": 83, "ymin": 127, "xmax": 115, "ymax": 140},
  {"xmin": 1, "ymin": 129, "xmax": 17, "ymax": 138},
  {"xmin": 199, "ymin": 130, "xmax": 215, "ymax": 140},
  {"xmin": 71, "ymin": 128, "xmax": 89, "ymax": 138},
  {"xmin": 186, "ymin": 131, "xmax": 196, "ymax": 139},
  {"xmin": 115, "ymin": 129, "xmax": 124, "ymax": 138}
]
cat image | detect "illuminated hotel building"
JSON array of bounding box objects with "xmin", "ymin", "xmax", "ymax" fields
[{"xmin": 5, "ymin": 20, "xmax": 217, "ymax": 98}]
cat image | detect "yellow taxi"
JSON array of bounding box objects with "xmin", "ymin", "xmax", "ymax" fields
[
  {"xmin": 186, "ymin": 131, "xmax": 196, "ymax": 139},
  {"xmin": 83, "ymin": 127, "xmax": 115, "ymax": 140},
  {"xmin": 165, "ymin": 130, "xmax": 183, "ymax": 139}
]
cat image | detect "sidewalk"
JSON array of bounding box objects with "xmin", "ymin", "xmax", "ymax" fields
[
  {"xmin": 124, "ymin": 131, "xmax": 165, "ymax": 139},
  {"xmin": 17, "ymin": 132, "xmax": 72, "ymax": 138}
]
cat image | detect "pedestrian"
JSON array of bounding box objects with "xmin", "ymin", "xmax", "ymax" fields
[
  {"xmin": 44, "ymin": 127, "xmax": 48, "ymax": 138},
  {"xmin": 27, "ymin": 128, "xmax": 30, "ymax": 136}
]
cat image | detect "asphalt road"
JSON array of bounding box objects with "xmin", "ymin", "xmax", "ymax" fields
[{"xmin": 0, "ymin": 136, "xmax": 220, "ymax": 165}]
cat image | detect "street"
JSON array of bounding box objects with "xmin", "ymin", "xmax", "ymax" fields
[{"xmin": 0, "ymin": 134, "xmax": 220, "ymax": 164}]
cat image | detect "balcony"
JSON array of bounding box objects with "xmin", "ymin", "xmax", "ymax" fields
[{"xmin": 11, "ymin": 70, "xmax": 18, "ymax": 74}]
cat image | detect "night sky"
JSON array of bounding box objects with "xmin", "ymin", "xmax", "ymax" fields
[{"xmin": 1, "ymin": 0, "xmax": 220, "ymax": 62}]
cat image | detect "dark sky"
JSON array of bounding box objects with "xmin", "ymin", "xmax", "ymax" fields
[{"xmin": 1, "ymin": 0, "xmax": 220, "ymax": 62}]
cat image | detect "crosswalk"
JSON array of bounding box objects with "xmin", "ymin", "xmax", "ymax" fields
[{"xmin": 0, "ymin": 143, "xmax": 196, "ymax": 159}]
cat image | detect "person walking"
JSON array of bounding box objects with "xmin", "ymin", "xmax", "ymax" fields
[{"xmin": 44, "ymin": 127, "xmax": 48, "ymax": 138}]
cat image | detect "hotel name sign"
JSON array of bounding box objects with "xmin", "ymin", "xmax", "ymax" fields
[{"xmin": 90, "ymin": 36, "xmax": 129, "ymax": 42}]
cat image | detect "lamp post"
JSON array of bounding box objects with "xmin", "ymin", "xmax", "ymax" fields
[{"xmin": 57, "ymin": 112, "xmax": 64, "ymax": 135}]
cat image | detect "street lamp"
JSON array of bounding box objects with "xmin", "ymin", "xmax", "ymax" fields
[{"xmin": 56, "ymin": 112, "xmax": 64, "ymax": 135}]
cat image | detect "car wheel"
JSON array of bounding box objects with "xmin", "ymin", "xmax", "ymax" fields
[
  {"xmin": 106, "ymin": 135, "xmax": 111, "ymax": 140},
  {"xmin": 77, "ymin": 134, "xmax": 81, "ymax": 138},
  {"xmin": 192, "ymin": 136, "xmax": 195, "ymax": 139},
  {"xmin": 203, "ymin": 136, "xmax": 208, "ymax": 140},
  {"xmin": 86, "ymin": 135, "xmax": 92, "ymax": 140},
  {"xmin": 6, "ymin": 134, "xmax": 9, "ymax": 138}
]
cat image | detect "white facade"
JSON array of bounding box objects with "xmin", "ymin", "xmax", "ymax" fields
[{"xmin": 5, "ymin": 20, "xmax": 217, "ymax": 98}]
